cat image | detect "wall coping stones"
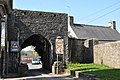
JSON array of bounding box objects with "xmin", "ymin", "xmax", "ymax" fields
[{"xmin": 65, "ymin": 69, "xmax": 101, "ymax": 80}]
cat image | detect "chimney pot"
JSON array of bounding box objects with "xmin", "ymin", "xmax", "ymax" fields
[{"xmin": 108, "ymin": 21, "xmax": 116, "ymax": 30}]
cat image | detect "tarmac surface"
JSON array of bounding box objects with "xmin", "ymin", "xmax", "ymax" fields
[
  {"xmin": 1, "ymin": 63, "xmax": 84, "ymax": 80},
  {"xmin": 1, "ymin": 69, "xmax": 83, "ymax": 80}
]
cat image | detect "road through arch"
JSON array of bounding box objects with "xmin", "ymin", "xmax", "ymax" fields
[{"xmin": 21, "ymin": 34, "xmax": 53, "ymax": 71}]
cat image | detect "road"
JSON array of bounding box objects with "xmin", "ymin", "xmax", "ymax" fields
[{"xmin": 2, "ymin": 63, "xmax": 84, "ymax": 80}]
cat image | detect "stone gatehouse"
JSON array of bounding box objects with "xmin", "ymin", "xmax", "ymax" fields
[{"xmin": 6, "ymin": 9, "xmax": 68, "ymax": 71}]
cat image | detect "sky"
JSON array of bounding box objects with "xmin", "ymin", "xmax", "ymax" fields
[
  {"xmin": 13, "ymin": 0, "xmax": 120, "ymax": 32},
  {"xmin": 21, "ymin": 45, "xmax": 35, "ymax": 52}
]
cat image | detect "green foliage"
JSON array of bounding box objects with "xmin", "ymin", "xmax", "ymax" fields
[{"xmin": 67, "ymin": 63, "xmax": 120, "ymax": 80}]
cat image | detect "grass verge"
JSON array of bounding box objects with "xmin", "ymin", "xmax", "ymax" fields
[{"xmin": 67, "ymin": 63, "xmax": 120, "ymax": 80}]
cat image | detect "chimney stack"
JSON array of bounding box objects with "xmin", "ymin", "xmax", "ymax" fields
[
  {"xmin": 69, "ymin": 16, "xmax": 74, "ymax": 25},
  {"xmin": 108, "ymin": 21, "xmax": 116, "ymax": 30}
]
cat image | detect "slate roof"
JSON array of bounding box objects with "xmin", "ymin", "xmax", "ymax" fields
[{"xmin": 71, "ymin": 24, "xmax": 120, "ymax": 41}]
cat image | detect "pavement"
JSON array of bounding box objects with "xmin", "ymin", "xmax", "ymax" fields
[
  {"xmin": 0, "ymin": 63, "xmax": 85, "ymax": 80},
  {"xmin": 1, "ymin": 70, "xmax": 84, "ymax": 80}
]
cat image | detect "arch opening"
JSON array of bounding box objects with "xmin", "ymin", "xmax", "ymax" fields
[{"xmin": 20, "ymin": 34, "xmax": 53, "ymax": 71}]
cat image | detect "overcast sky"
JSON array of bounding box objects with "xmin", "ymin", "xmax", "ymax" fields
[{"xmin": 13, "ymin": 0, "xmax": 120, "ymax": 32}]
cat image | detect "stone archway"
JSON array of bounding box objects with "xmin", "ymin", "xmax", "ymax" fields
[{"xmin": 21, "ymin": 34, "xmax": 53, "ymax": 71}]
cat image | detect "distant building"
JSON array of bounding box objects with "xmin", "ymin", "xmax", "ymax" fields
[
  {"xmin": 69, "ymin": 17, "xmax": 120, "ymax": 43},
  {"xmin": 68, "ymin": 17, "xmax": 120, "ymax": 63}
]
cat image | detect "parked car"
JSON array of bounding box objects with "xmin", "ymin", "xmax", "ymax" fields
[{"xmin": 32, "ymin": 58, "xmax": 41, "ymax": 64}]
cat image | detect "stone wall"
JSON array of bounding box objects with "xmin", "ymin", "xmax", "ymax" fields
[
  {"xmin": 0, "ymin": 0, "xmax": 12, "ymax": 76},
  {"xmin": 0, "ymin": 15, "xmax": 1, "ymax": 76},
  {"xmin": 8, "ymin": 9, "xmax": 68, "ymax": 44},
  {"xmin": 94, "ymin": 41, "xmax": 120, "ymax": 68},
  {"xmin": 68, "ymin": 38, "xmax": 85, "ymax": 63},
  {"xmin": 84, "ymin": 39, "xmax": 98, "ymax": 63},
  {"xmin": 7, "ymin": 9, "xmax": 68, "ymax": 59}
]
